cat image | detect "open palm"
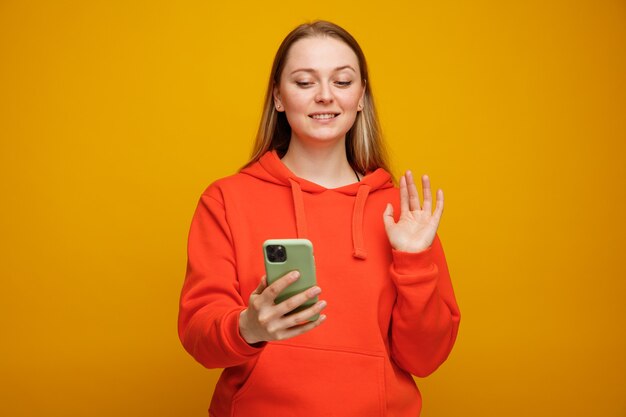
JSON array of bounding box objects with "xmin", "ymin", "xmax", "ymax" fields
[{"xmin": 383, "ymin": 171, "xmax": 444, "ymax": 253}]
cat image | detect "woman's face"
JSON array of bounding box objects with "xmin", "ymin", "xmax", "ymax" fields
[{"xmin": 274, "ymin": 36, "xmax": 365, "ymax": 147}]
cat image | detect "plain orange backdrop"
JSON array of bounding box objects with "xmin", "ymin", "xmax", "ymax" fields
[{"xmin": 1, "ymin": 1, "xmax": 625, "ymax": 416}]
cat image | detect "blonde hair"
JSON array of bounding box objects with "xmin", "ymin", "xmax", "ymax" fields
[{"xmin": 242, "ymin": 20, "xmax": 391, "ymax": 176}]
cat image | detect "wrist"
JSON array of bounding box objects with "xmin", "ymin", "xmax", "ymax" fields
[
  {"xmin": 238, "ymin": 309, "xmax": 260, "ymax": 345},
  {"xmin": 393, "ymin": 241, "xmax": 430, "ymax": 253}
]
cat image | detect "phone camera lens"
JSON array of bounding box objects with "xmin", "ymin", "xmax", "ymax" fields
[{"xmin": 266, "ymin": 244, "xmax": 287, "ymax": 263}]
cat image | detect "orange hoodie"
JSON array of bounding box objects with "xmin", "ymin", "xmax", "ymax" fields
[{"xmin": 178, "ymin": 150, "xmax": 461, "ymax": 417}]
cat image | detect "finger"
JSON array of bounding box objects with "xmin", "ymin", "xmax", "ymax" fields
[
  {"xmin": 433, "ymin": 188, "xmax": 444, "ymax": 223},
  {"xmin": 262, "ymin": 270, "xmax": 300, "ymax": 303},
  {"xmin": 275, "ymin": 285, "xmax": 322, "ymax": 317},
  {"xmin": 382, "ymin": 203, "xmax": 395, "ymax": 231},
  {"xmin": 252, "ymin": 275, "xmax": 268, "ymax": 295},
  {"xmin": 280, "ymin": 299, "xmax": 328, "ymax": 328},
  {"xmin": 422, "ymin": 175, "xmax": 433, "ymax": 213},
  {"xmin": 399, "ymin": 174, "xmax": 409, "ymax": 214},
  {"xmin": 279, "ymin": 314, "xmax": 327, "ymax": 340},
  {"xmin": 406, "ymin": 170, "xmax": 421, "ymax": 211}
]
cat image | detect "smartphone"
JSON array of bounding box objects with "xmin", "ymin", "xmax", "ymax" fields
[{"xmin": 263, "ymin": 238, "xmax": 319, "ymax": 321}]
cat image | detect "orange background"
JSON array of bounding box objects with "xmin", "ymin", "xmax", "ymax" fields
[{"xmin": 1, "ymin": 1, "xmax": 625, "ymax": 416}]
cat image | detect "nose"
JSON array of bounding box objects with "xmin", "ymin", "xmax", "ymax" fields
[{"xmin": 314, "ymin": 82, "xmax": 334, "ymax": 103}]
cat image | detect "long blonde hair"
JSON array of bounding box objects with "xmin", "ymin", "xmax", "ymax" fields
[{"xmin": 242, "ymin": 20, "xmax": 391, "ymax": 176}]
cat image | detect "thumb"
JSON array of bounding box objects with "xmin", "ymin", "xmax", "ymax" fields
[
  {"xmin": 252, "ymin": 275, "xmax": 268, "ymax": 295},
  {"xmin": 382, "ymin": 203, "xmax": 395, "ymax": 230}
]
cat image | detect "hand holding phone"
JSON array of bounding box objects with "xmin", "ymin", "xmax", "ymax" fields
[{"xmin": 238, "ymin": 239, "xmax": 327, "ymax": 345}]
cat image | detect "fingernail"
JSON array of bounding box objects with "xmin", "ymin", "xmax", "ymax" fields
[
  {"xmin": 290, "ymin": 271, "xmax": 300, "ymax": 281},
  {"xmin": 318, "ymin": 300, "xmax": 327, "ymax": 308},
  {"xmin": 308, "ymin": 286, "xmax": 321, "ymax": 296},
  {"xmin": 319, "ymin": 314, "xmax": 327, "ymax": 322}
]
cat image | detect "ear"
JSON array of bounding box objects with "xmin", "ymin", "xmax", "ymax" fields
[
  {"xmin": 273, "ymin": 86, "xmax": 284, "ymax": 112},
  {"xmin": 357, "ymin": 80, "xmax": 367, "ymax": 111}
]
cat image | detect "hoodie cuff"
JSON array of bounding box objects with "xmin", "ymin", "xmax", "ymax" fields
[
  {"xmin": 223, "ymin": 307, "xmax": 267, "ymax": 357},
  {"xmin": 391, "ymin": 245, "xmax": 436, "ymax": 278}
]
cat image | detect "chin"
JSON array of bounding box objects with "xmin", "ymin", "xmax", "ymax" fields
[{"xmin": 305, "ymin": 132, "xmax": 349, "ymax": 143}]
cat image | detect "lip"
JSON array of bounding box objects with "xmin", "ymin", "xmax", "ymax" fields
[{"xmin": 308, "ymin": 112, "xmax": 341, "ymax": 122}]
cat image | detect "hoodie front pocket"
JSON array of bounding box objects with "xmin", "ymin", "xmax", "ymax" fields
[{"xmin": 232, "ymin": 343, "xmax": 386, "ymax": 417}]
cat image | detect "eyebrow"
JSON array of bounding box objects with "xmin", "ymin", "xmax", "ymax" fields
[{"xmin": 290, "ymin": 65, "xmax": 356, "ymax": 75}]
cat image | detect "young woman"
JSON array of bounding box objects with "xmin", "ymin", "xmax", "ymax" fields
[{"xmin": 178, "ymin": 20, "xmax": 461, "ymax": 417}]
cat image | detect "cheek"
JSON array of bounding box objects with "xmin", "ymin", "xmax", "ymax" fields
[
  {"xmin": 282, "ymin": 95, "xmax": 309, "ymax": 128},
  {"xmin": 285, "ymin": 100, "xmax": 308, "ymax": 114},
  {"xmin": 339, "ymin": 90, "xmax": 363, "ymax": 109},
  {"xmin": 281, "ymin": 89, "xmax": 310, "ymax": 112}
]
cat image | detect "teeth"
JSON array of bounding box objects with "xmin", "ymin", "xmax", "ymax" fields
[{"xmin": 311, "ymin": 114, "xmax": 337, "ymax": 119}]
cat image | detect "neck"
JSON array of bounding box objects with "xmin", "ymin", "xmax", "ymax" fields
[{"xmin": 280, "ymin": 137, "xmax": 359, "ymax": 188}]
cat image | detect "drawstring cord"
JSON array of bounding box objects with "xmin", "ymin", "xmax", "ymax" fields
[{"xmin": 351, "ymin": 185, "xmax": 371, "ymax": 260}]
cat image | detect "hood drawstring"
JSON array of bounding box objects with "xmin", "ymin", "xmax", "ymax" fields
[
  {"xmin": 288, "ymin": 178, "xmax": 309, "ymax": 238},
  {"xmin": 288, "ymin": 177, "xmax": 371, "ymax": 260},
  {"xmin": 352, "ymin": 185, "xmax": 371, "ymax": 260}
]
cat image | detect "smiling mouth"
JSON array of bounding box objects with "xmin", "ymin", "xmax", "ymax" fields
[{"xmin": 309, "ymin": 113, "xmax": 340, "ymax": 120}]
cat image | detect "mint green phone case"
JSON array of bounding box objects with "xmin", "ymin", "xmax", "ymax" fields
[{"xmin": 263, "ymin": 239, "xmax": 319, "ymax": 321}]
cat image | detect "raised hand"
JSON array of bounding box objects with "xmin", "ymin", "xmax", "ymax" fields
[
  {"xmin": 239, "ymin": 271, "xmax": 327, "ymax": 345},
  {"xmin": 382, "ymin": 171, "xmax": 444, "ymax": 253}
]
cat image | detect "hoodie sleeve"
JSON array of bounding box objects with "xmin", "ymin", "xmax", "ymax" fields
[
  {"xmin": 178, "ymin": 186, "xmax": 265, "ymax": 369},
  {"xmin": 388, "ymin": 234, "xmax": 461, "ymax": 377}
]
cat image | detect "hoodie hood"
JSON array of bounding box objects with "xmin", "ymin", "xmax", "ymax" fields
[{"xmin": 240, "ymin": 150, "xmax": 394, "ymax": 259}]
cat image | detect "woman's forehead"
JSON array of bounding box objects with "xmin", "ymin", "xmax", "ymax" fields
[{"xmin": 284, "ymin": 36, "xmax": 360, "ymax": 73}]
